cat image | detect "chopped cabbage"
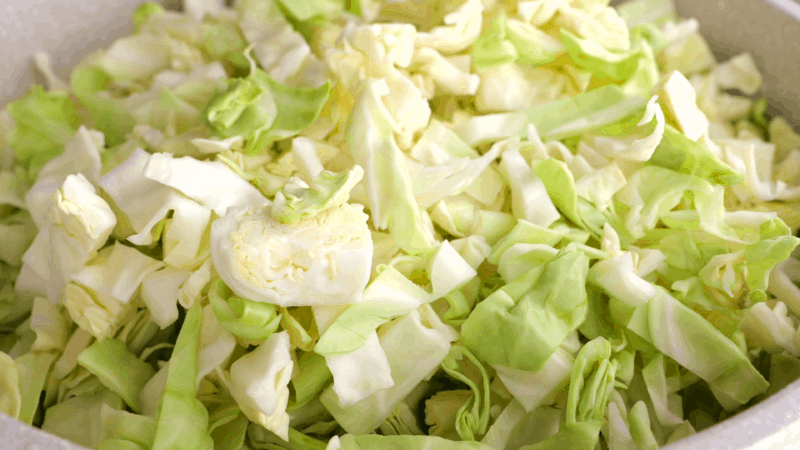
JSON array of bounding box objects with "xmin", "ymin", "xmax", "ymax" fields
[{"xmin": 1, "ymin": 0, "xmax": 800, "ymax": 449}]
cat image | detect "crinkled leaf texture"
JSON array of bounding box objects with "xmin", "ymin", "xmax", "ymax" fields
[
  {"xmin": 345, "ymin": 78, "xmax": 436, "ymax": 255},
  {"xmin": 462, "ymin": 247, "xmax": 590, "ymax": 372},
  {"xmin": 77, "ymin": 338, "xmax": 154, "ymax": 413},
  {"xmin": 16, "ymin": 173, "xmax": 116, "ymax": 304},
  {"xmin": 272, "ymin": 166, "xmax": 364, "ymax": 224},
  {"xmin": 321, "ymin": 305, "xmax": 457, "ymax": 435}
]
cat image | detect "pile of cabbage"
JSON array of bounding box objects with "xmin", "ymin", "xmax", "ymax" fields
[{"xmin": 2, "ymin": 0, "xmax": 800, "ymax": 448}]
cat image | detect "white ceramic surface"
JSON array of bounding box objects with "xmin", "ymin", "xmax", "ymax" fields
[{"xmin": 1, "ymin": 0, "xmax": 800, "ymax": 449}]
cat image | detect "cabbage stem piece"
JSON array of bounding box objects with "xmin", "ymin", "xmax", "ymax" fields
[{"xmin": 211, "ymin": 203, "xmax": 372, "ymax": 307}]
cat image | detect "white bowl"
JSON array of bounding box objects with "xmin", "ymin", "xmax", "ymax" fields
[{"xmin": 1, "ymin": 0, "xmax": 800, "ymax": 449}]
